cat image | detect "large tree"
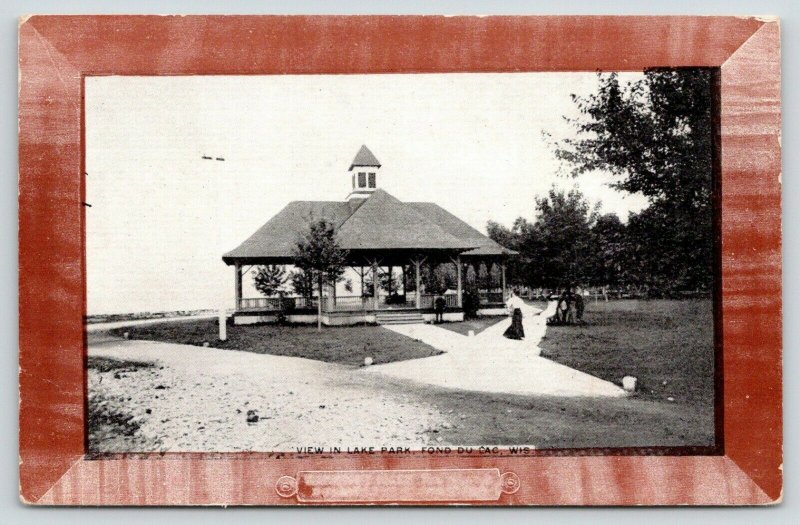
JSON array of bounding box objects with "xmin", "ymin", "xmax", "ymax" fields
[
  {"xmin": 487, "ymin": 217, "xmax": 539, "ymax": 288},
  {"xmin": 532, "ymin": 188, "xmax": 599, "ymax": 288},
  {"xmin": 293, "ymin": 219, "xmax": 349, "ymax": 330},
  {"xmin": 555, "ymin": 69, "xmax": 715, "ymax": 291},
  {"xmin": 588, "ymin": 213, "xmax": 627, "ymax": 288},
  {"xmin": 488, "ymin": 188, "xmax": 598, "ymax": 289}
]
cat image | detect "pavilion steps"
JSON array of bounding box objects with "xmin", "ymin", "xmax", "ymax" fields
[{"xmin": 375, "ymin": 311, "xmax": 425, "ymax": 325}]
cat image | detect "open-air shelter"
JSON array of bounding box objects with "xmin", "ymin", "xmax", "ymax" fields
[{"xmin": 222, "ymin": 146, "xmax": 517, "ymax": 325}]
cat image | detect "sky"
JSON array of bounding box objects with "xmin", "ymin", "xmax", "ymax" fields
[{"xmin": 86, "ymin": 72, "xmax": 648, "ymax": 315}]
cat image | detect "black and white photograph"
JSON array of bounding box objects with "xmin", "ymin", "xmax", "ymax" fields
[{"xmin": 85, "ymin": 70, "xmax": 717, "ymax": 454}]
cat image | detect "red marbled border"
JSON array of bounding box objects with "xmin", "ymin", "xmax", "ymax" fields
[{"xmin": 18, "ymin": 16, "xmax": 781, "ymax": 505}]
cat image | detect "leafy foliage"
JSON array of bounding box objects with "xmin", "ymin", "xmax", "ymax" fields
[
  {"xmin": 462, "ymin": 290, "xmax": 481, "ymax": 319},
  {"xmin": 252, "ymin": 265, "xmax": 287, "ymax": 297},
  {"xmin": 293, "ymin": 219, "xmax": 349, "ymax": 329},
  {"xmin": 421, "ymin": 264, "xmax": 458, "ymax": 295},
  {"xmin": 364, "ymin": 269, "xmax": 403, "ymax": 296},
  {"xmin": 290, "ymin": 268, "xmax": 315, "ymax": 299},
  {"xmin": 293, "ymin": 219, "xmax": 349, "ymax": 289},
  {"xmin": 554, "ymin": 69, "xmax": 715, "ymax": 291},
  {"xmin": 489, "ymin": 188, "xmax": 599, "ymax": 289}
]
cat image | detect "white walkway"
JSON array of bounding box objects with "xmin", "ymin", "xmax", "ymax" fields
[{"xmin": 367, "ymin": 301, "xmax": 625, "ymax": 398}]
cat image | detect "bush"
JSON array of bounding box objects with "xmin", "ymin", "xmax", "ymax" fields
[
  {"xmin": 279, "ymin": 296, "xmax": 296, "ymax": 312},
  {"xmin": 462, "ymin": 290, "xmax": 481, "ymax": 319},
  {"xmin": 384, "ymin": 294, "xmax": 406, "ymax": 305}
]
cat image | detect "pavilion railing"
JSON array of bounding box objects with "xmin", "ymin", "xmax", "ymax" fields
[
  {"xmin": 239, "ymin": 293, "xmax": 472, "ymax": 313},
  {"xmin": 238, "ymin": 297, "xmax": 282, "ymax": 311},
  {"xmin": 417, "ymin": 294, "xmax": 459, "ymax": 309},
  {"xmin": 479, "ymin": 291, "xmax": 506, "ymax": 305},
  {"xmin": 237, "ymin": 296, "xmax": 317, "ymax": 312},
  {"xmin": 324, "ymin": 295, "xmax": 372, "ymax": 312}
]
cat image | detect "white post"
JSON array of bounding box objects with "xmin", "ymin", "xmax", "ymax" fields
[
  {"xmin": 501, "ymin": 262, "xmax": 507, "ymax": 302},
  {"xmin": 414, "ymin": 259, "xmax": 422, "ymax": 309},
  {"xmin": 234, "ymin": 263, "xmax": 243, "ymax": 311},
  {"xmin": 218, "ymin": 308, "xmax": 227, "ymax": 341},
  {"xmin": 372, "ymin": 261, "xmax": 379, "ymax": 310},
  {"xmin": 456, "ymin": 256, "xmax": 463, "ymax": 308}
]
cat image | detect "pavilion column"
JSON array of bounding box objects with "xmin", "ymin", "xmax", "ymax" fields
[
  {"xmin": 372, "ymin": 261, "xmax": 379, "ymax": 310},
  {"xmin": 501, "ymin": 262, "xmax": 507, "ymax": 302},
  {"xmin": 234, "ymin": 263, "xmax": 243, "ymax": 310},
  {"xmin": 414, "ymin": 259, "xmax": 422, "ymax": 309},
  {"xmin": 456, "ymin": 256, "xmax": 463, "ymax": 308}
]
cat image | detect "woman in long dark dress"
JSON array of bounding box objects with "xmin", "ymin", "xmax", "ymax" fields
[{"xmin": 503, "ymin": 307, "xmax": 525, "ymax": 340}]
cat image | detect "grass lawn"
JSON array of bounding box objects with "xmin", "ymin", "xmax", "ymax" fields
[
  {"xmin": 438, "ymin": 316, "xmax": 507, "ymax": 336},
  {"xmin": 539, "ymin": 299, "xmax": 715, "ymax": 407},
  {"xmin": 109, "ymin": 320, "xmax": 443, "ymax": 367},
  {"xmin": 409, "ymin": 380, "xmax": 716, "ymax": 449},
  {"xmin": 406, "ymin": 300, "xmax": 717, "ymax": 449},
  {"xmin": 98, "ymin": 300, "xmax": 717, "ymax": 449},
  {"xmin": 428, "ymin": 297, "xmax": 716, "ymax": 449}
]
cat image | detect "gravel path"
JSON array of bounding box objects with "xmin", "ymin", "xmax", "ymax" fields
[{"xmin": 89, "ymin": 338, "xmax": 450, "ymax": 452}]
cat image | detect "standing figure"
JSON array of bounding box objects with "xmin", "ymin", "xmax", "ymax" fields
[
  {"xmin": 504, "ymin": 307, "xmax": 525, "ymax": 340},
  {"xmin": 574, "ymin": 289, "xmax": 585, "ymax": 323},
  {"xmin": 434, "ymin": 295, "xmax": 446, "ymax": 324},
  {"xmin": 556, "ymin": 290, "xmax": 572, "ymax": 324},
  {"xmin": 564, "ymin": 289, "xmax": 575, "ymax": 324}
]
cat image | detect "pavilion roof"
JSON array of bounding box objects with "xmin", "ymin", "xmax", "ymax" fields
[
  {"xmin": 222, "ymin": 189, "xmax": 516, "ymax": 265},
  {"xmin": 406, "ymin": 202, "xmax": 519, "ymax": 257}
]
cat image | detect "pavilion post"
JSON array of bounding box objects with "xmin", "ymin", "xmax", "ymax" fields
[
  {"xmin": 501, "ymin": 262, "xmax": 507, "ymax": 302},
  {"xmin": 456, "ymin": 255, "xmax": 463, "ymax": 308},
  {"xmin": 372, "ymin": 260, "xmax": 379, "ymax": 310},
  {"xmin": 414, "ymin": 259, "xmax": 422, "ymax": 309},
  {"xmin": 234, "ymin": 263, "xmax": 243, "ymax": 311}
]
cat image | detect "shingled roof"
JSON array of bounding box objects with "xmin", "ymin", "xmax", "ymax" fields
[
  {"xmin": 222, "ymin": 189, "xmax": 516, "ymax": 265},
  {"xmin": 349, "ymin": 145, "xmax": 381, "ymax": 170},
  {"xmin": 407, "ymin": 202, "xmax": 518, "ymax": 257}
]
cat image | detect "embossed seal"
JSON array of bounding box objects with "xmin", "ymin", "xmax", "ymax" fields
[
  {"xmin": 500, "ymin": 472, "xmax": 520, "ymax": 495},
  {"xmin": 275, "ymin": 475, "xmax": 298, "ymax": 498}
]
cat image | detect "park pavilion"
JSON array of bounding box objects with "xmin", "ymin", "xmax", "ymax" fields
[{"xmin": 223, "ymin": 145, "xmax": 517, "ymax": 325}]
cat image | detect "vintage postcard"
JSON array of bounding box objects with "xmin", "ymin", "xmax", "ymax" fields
[{"xmin": 18, "ymin": 15, "xmax": 781, "ymax": 505}]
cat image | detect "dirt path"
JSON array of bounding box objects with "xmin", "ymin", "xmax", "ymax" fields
[{"xmin": 89, "ymin": 338, "xmax": 451, "ymax": 452}]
